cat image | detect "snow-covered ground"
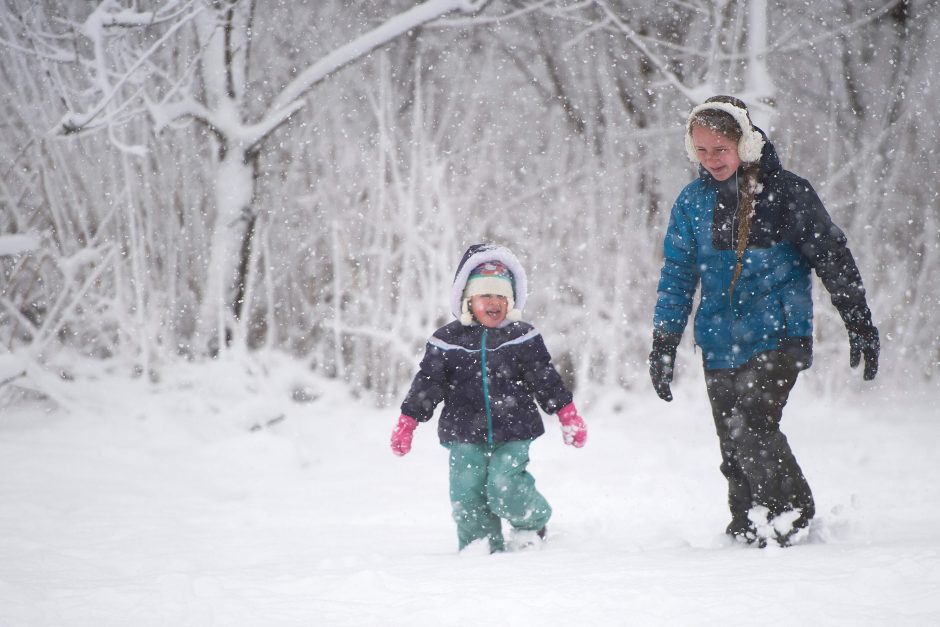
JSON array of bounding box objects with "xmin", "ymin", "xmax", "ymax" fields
[{"xmin": 1, "ymin": 352, "xmax": 938, "ymax": 626}]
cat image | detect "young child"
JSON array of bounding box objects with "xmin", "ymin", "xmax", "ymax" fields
[{"xmin": 390, "ymin": 243, "xmax": 587, "ymax": 553}]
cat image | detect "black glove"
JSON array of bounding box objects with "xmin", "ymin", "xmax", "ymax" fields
[
  {"xmin": 649, "ymin": 332, "xmax": 681, "ymax": 402},
  {"xmin": 848, "ymin": 324, "xmax": 879, "ymax": 381}
]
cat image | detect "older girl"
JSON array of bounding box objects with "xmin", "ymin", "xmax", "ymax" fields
[{"xmin": 649, "ymin": 96, "xmax": 880, "ymax": 547}]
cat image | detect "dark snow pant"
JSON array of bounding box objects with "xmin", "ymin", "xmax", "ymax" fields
[
  {"xmin": 447, "ymin": 440, "xmax": 552, "ymax": 553},
  {"xmin": 704, "ymin": 351, "xmax": 815, "ymax": 537}
]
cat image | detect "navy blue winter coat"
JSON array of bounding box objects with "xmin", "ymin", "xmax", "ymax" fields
[
  {"xmin": 401, "ymin": 243, "xmax": 571, "ymax": 445},
  {"xmin": 401, "ymin": 321, "xmax": 572, "ymax": 445},
  {"xmin": 653, "ymin": 134, "xmax": 874, "ymax": 371}
]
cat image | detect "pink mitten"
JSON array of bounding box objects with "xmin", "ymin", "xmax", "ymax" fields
[
  {"xmin": 390, "ymin": 414, "xmax": 418, "ymax": 456},
  {"xmin": 557, "ymin": 403, "xmax": 587, "ymax": 448}
]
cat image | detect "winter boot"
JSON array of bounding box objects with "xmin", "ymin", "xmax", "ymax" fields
[
  {"xmin": 726, "ymin": 517, "xmax": 760, "ymax": 545},
  {"xmin": 508, "ymin": 526, "xmax": 547, "ymax": 551}
]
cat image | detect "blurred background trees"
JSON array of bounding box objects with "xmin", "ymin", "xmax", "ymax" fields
[{"xmin": 1, "ymin": 0, "xmax": 937, "ymax": 403}]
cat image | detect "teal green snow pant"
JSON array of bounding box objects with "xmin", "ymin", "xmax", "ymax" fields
[{"xmin": 447, "ymin": 439, "xmax": 552, "ymax": 552}]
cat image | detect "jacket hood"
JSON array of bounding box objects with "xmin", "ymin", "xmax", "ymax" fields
[{"xmin": 451, "ymin": 244, "xmax": 528, "ymax": 326}]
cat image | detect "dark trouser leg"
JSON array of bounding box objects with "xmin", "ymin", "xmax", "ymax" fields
[
  {"xmin": 705, "ymin": 367, "xmax": 756, "ymax": 534},
  {"xmin": 705, "ymin": 351, "xmax": 815, "ymax": 539}
]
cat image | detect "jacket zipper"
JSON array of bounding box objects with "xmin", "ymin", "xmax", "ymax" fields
[{"xmin": 480, "ymin": 328, "xmax": 493, "ymax": 445}]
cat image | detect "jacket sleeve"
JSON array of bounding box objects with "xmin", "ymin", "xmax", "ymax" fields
[
  {"xmin": 780, "ymin": 175, "xmax": 874, "ymax": 330},
  {"xmin": 653, "ymin": 189, "xmax": 699, "ymax": 336},
  {"xmin": 520, "ymin": 332, "xmax": 573, "ymax": 415},
  {"xmin": 400, "ymin": 341, "xmax": 448, "ymax": 423}
]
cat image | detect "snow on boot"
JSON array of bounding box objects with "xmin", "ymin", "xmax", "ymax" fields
[
  {"xmin": 459, "ymin": 537, "xmax": 497, "ymax": 557},
  {"xmin": 771, "ymin": 509, "xmax": 810, "ymax": 547},
  {"xmin": 726, "ymin": 517, "xmax": 759, "ymax": 545},
  {"xmin": 747, "ymin": 506, "xmax": 775, "ymax": 548},
  {"xmin": 508, "ymin": 527, "xmax": 547, "ymax": 551},
  {"xmin": 747, "ymin": 506, "xmax": 810, "ymax": 548}
]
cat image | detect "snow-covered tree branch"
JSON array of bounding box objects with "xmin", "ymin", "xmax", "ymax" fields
[{"xmin": 1, "ymin": 0, "xmax": 937, "ymax": 400}]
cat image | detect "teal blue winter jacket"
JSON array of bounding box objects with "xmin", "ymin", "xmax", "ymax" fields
[{"xmin": 653, "ymin": 134, "xmax": 874, "ymax": 371}]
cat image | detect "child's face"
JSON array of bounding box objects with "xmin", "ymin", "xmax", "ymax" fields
[{"xmin": 469, "ymin": 294, "xmax": 508, "ymax": 328}]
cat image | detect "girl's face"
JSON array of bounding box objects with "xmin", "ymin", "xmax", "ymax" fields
[
  {"xmin": 469, "ymin": 294, "xmax": 508, "ymax": 328},
  {"xmin": 691, "ymin": 124, "xmax": 741, "ymax": 181}
]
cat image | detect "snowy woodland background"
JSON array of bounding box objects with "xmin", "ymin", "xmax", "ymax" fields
[
  {"xmin": 1, "ymin": 0, "xmax": 938, "ymax": 402},
  {"xmin": 2, "ymin": 2, "xmax": 940, "ymax": 625}
]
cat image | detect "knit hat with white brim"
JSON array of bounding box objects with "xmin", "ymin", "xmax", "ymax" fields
[
  {"xmin": 451, "ymin": 244, "xmax": 527, "ymax": 327},
  {"xmin": 460, "ymin": 261, "xmax": 519, "ymax": 325}
]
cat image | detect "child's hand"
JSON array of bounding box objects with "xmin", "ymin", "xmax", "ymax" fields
[
  {"xmin": 390, "ymin": 414, "xmax": 419, "ymax": 456},
  {"xmin": 557, "ymin": 403, "xmax": 587, "ymax": 448}
]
